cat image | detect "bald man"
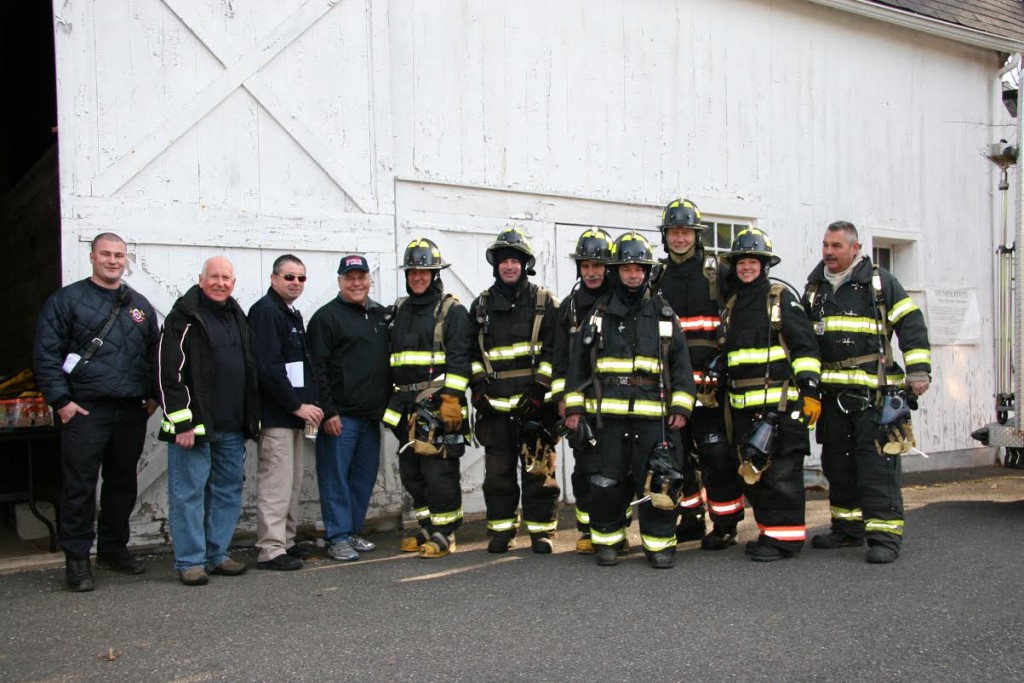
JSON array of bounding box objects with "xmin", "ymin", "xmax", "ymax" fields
[{"xmin": 158, "ymin": 256, "xmax": 261, "ymax": 586}]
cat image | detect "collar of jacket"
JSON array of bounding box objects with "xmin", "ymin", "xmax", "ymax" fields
[
  {"xmin": 336, "ymin": 293, "xmax": 382, "ymax": 312},
  {"xmin": 605, "ymin": 286, "xmax": 650, "ymax": 317},
  {"xmin": 266, "ymin": 286, "xmax": 303, "ymax": 317},
  {"xmin": 488, "ymin": 278, "xmax": 530, "ymax": 309},
  {"xmin": 807, "ymin": 255, "xmax": 873, "ymax": 288}
]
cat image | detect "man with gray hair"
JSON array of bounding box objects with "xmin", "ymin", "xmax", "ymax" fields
[
  {"xmin": 159, "ymin": 256, "xmax": 261, "ymax": 585},
  {"xmin": 248, "ymin": 254, "xmax": 323, "ymax": 570},
  {"xmin": 802, "ymin": 221, "xmax": 931, "ymax": 564}
]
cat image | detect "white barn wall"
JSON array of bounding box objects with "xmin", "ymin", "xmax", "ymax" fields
[{"xmin": 51, "ymin": 0, "xmax": 1010, "ymax": 545}]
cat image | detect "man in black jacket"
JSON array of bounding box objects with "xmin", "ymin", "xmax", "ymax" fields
[
  {"xmin": 248, "ymin": 255, "xmax": 323, "ymax": 571},
  {"xmin": 308, "ymin": 255, "xmax": 390, "ymax": 562},
  {"xmin": 34, "ymin": 232, "xmax": 160, "ymax": 592},
  {"xmin": 159, "ymin": 256, "xmax": 260, "ymax": 586}
]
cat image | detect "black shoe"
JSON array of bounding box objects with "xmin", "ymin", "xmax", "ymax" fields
[
  {"xmin": 811, "ymin": 532, "xmax": 864, "ymax": 549},
  {"xmin": 744, "ymin": 540, "xmax": 759, "ymax": 555},
  {"xmin": 531, "ymin": 534, "xmax": 553, "ymax": 554},
  {"xmin": 286, "ymin": 544, "xmax": 313, "ymax": 560},
  {"xmin": 648, "ymin": 550, "xmax": 676, "ymax": 569},
  {"xmin": 257, "ymin": 554, "xmax": 303, "ymax": 571},
  {"xmin": 676, "ymin": 513, "xmax": 706, "ymax": 543},
  {"xmin": 487, "ymin": 532, "xmax": 515, "ymax": 554},
  {"xmin": 700, "ymin": 525, "xmax": 738, "ymax": 551},
  {"xmin": 866, "ymin": 545, "xmax": 898, "ymax": 564},
  {"xmin": 65, "ymin": 558, "xmax": 94, "ymax": 592},
  {"xmin": 96, "ymin": 549, "xmax": 145, "ymax": 575},
  {"xmin": 595, "ymin": 545, "xmax": 619, "ymax": 566},
  {"xmin": 750, "ymin": 544, "xmax": 796, "ymax": 563}
]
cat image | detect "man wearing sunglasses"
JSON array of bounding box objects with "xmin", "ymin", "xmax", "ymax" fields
[{"xmin": 248, "ymin": 255, "xmax": 323, "ymax": 570}]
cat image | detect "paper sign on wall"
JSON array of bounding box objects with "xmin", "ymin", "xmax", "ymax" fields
[{"xmin": 926, "ymin": 287, "xmax": 980, "ymax": 345}]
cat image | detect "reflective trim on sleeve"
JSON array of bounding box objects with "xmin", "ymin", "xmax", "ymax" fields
[
  {"xmin": 565, "ymin": 392, "xmax": 585, "ymax": 409},
  {"xmin": 382, "ymin": 408, "xmax": 402, "ymax": 427},
  {"xmin": 903, "ymin": 349, "xmax": 931, "ymax": 366},
  {"xmin": 536, "ymin": 362, "xmax": 553, "ymax": 379},
  {"xmin": 551, "ymin": 378, "xmax": 566, "ymax": 395},
  {"xmin": 888, "ymin": 298, "xmax": 919, "ymax": 324},
  {"xmin": 792, "ymin": 357, "xmax": 821, "ymax": 375},
  {"xmin": 444, "ymin": 373, "xmax": 469, "ymax": 392},
  {"xmin": 671, "ymin": 391, "xmax": 695, "ymax": 412},
  {"xmin": 161, "ymin": 420, "xmax": 206, "ymax": 436},
  {"xmin": 820, "ymin": 369, "xmax": 906, "ymax": 389},
  {"xmin": 166, "ymin": 408, "xmax": 193, "ymax": 424}
]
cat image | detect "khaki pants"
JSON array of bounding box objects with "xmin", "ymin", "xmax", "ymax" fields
[{"xmin": 256, "ymin": 428, "xmax": 306, "ymax": 562}]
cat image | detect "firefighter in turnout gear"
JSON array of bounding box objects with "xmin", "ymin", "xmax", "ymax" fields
[
  {"xmin": 383, "ymin": 239, "xmax": 473, "ymax": 559},
  {"xmin": 803, "ymin": 221, "xmax": 931, "ymax": 564},
  {"xmin": 719, "ymin": 228, "xmax": 821, "ymax": 562},
  {"xmin": 552, "ymin": 228, "xmax": 615, "ymax": 554},
  {"xmin": 564, "ymin": 232, "xmax": 699, "ymax": 569},
  {"xmin": 469, "ymin": 228, "xmax": 561, "ymax": 554},
  {"xmin": 651, "ymin": 197, "xmax": 738, "ymax": 549}
]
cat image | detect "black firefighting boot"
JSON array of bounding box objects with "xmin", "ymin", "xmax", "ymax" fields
[
  {"xmin": 595, "ymin": 544, "xmax": 618, "ymax": 567},
  {"xmin": 750, "ymin": 544, "xmax": 797, "ymax": 563},
  {"xmin": 811, "ymin": 531, "xmax": 864, "ymax": 549},
  {"xmin": 487, "ymin": 531, "xmax": 516, "ymax": 554},
  {"xmin": 531, "ymin": 533, "xmax": 553, "ymax": 554},
  {"xmin": 675, "ymin": 512, "xmax": 706, "ymax": 543},
  {"xmin": 700, "ymin": 524, "xmax": 738, "ymax": 551},
  {"xmin": 866, "ymin": 544, "xmax": 898, "ymax": 564},
  {"xmin": 648, "ymin": 550, "xmax": 676, "ymax": 569}
]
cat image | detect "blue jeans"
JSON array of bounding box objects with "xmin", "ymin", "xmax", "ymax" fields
[
  {"xmin": 315, "ymin": 416, "xmax": 380, "ymax": 544},
  {"xmin": 167, "ymin": 432, "xmax": 246, "ymax": 572}
]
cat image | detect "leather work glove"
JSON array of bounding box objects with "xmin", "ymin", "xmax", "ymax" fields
[
  {"xmin": 438, "ymin": 394, "xmax": 463, "ymax": 433},
  {"xmin": 471, "ymin": 389, "xmax": 496, "ymax": 417},
  {"xmin": 513, "ymin": 383, "xmax": 546, "ymax": 420},
  {"xmin": 801, "ymin": 396, "xmax": 821, "ymax": 427}
]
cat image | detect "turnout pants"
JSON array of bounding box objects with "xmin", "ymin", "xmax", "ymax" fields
[
  {"xmin": 476, "ymin": 413, "xmax": 559, "ymax": 539},
  {"xmin": 687, "ymin": 406, "xmax": 744, "ymax": 529},
  {"xmin": 392, "ymin": 415, "xmax": 464, "ymax": 536},
  {"xmin": 59, "ymin": 398, "xmax": 148, "ymax": 560},
  {"xmin": 731, "ymin": 409, "xmax": 808, "ymax": 554},
  {"xmin": 588, "ymin": 417, "xmax": 691, "ymax": 557},
  {"xmin": 818, "ymin": 395, "xmax": 904, "ymax": 551}
]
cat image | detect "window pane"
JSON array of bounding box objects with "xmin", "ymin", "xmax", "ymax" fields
[
  {"xmin": 873, "ymin": 247, "xmax": 892, "ymax": 272},
  {"xmin": 717, "ymin": 223, "xmax": 732, "ymax": 250}
]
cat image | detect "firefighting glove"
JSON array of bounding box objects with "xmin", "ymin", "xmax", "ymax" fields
[
  {"xmin": 471, "ymin": 387, "xmax": 496, "ymax": 417},
  {"xmin": 799, "ymin": 382, "xmax": 821, "ymax": 427},
  {"xmin": 438, "ymin": 394, "xmax": 463, "ymax": 433},
  {"xmin": 801, "ymin": 397, "xmax": 821, "ymax": 427},
  {"xmin": 512, "ymin": 383, "xmax": 546, "ymax": 420}
]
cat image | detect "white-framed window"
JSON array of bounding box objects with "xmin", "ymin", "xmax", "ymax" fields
[
  {"xmin": 867, "ymin": 233, "xmax": 919, "ymax": 288},
  {"xmin": 703, "ymin": 220, "xmax": 752, "ymax": 256}
]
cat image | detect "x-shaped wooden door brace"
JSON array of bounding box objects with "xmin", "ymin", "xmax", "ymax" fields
[{"xmin": 92, "ymin": 0, "xmax": 371, "ymax": 213}]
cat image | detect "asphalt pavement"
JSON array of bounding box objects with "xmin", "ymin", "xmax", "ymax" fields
[{"xmin": 1, "ymin": 466, "xmax": 1023, "ymax": 682}]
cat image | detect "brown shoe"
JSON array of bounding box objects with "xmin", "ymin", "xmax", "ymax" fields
[
  {"xmin": 179, "ymin": 566, "xmax": 209, "ymax": 586},
  {"xmin": 210, "ymin": 558, "xmax": 248, "ymax": 576}
]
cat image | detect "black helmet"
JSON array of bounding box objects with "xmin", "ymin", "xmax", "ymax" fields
[
  {"xmin": 485, "ymin": 227, "xmax": 536, "ymax": 271},
  {"xmin": 569, "ymin": 228, "xmax": 614, "ymax": 263},
  {"xmin": 720, "ymin": 228, "xmax": 781, "ymax": 267},
  {"xmin": 400, "ymin": 237, "xmax": 450, "ymax": 271},
  {"xmin": 608, "ymin": 231, "xmax": 658, "ymax": 266},
  {"xmin": 659, "ymin": 198, "xmax": 706, "ymax": 231}
]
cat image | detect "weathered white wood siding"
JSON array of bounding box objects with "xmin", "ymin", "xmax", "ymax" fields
[{"xmin": 52, "ymin": 0, "xmax": 1012, "ymax": 544}]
